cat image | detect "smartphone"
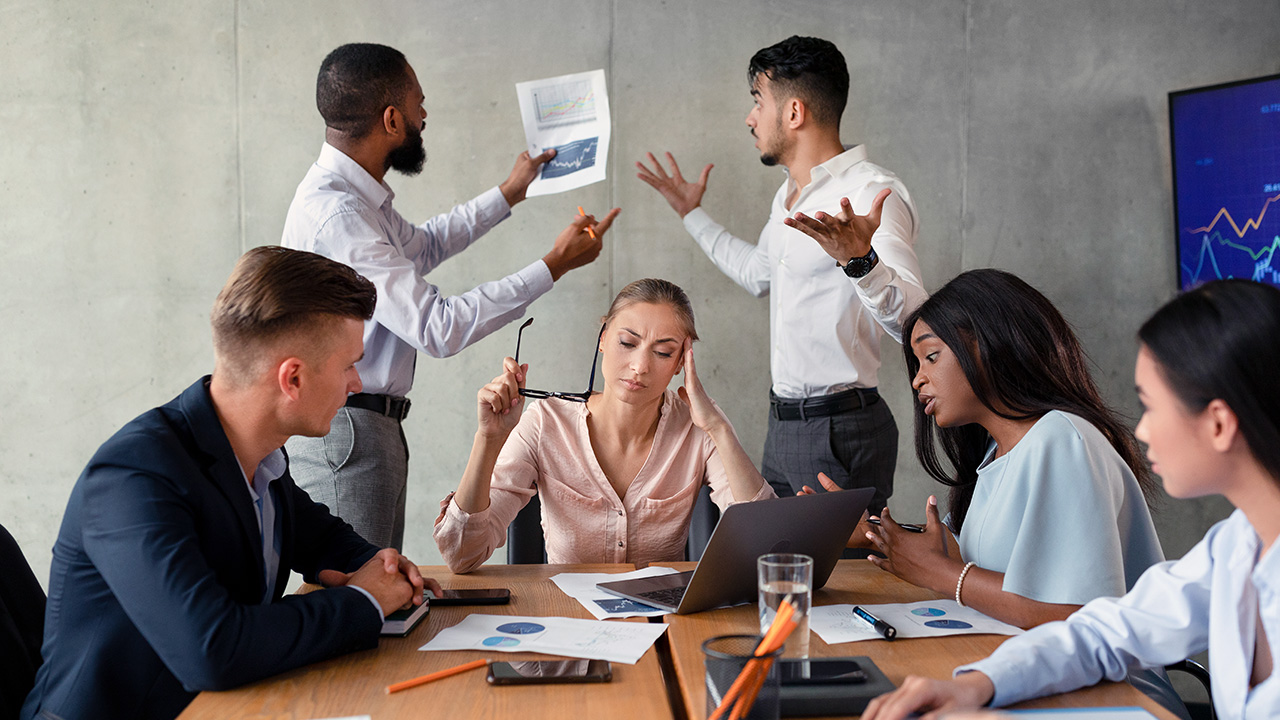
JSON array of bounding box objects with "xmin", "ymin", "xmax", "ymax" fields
[
  {"xmin": 486, "ymin": 658, "xmax": 612, "ymax": 685},
  {"xmin": 778, "ymin": 658, "xmax": 867, "ymax": 685},
  {"xmin": 866, "ymin": 517, "xmax": 926, "ymax": 533},
  {"xmin": 430, "ymin": 588, "xmax": 511, "ymax": 606}
]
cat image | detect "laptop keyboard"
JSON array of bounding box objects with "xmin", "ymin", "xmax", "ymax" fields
[{"xmin": 635, "ymin": 586, "xmax": 687, "ymax": 608}]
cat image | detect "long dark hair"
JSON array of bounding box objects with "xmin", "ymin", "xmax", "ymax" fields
[
  {"xmin": 903, "ymin": 269, "xmax": 1158, "ymax": 530},
  {"xmin": 1139, "ymin": 279, "xmax": 1280, "ymax": 488}
]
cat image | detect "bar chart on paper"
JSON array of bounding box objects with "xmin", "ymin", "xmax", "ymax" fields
[{"xmin": 1171, "ymin": 74, "xmax": 1280, "ymax": 291}]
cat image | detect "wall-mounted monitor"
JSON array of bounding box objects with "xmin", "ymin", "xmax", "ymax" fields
[{"xmin": 1170, "ymin": 72, "xmax": 1280, "ymax": 291}]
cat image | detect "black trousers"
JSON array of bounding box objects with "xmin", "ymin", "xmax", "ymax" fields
[{"xmin": 761, "ymin": 396, "xmax": 898, "ymax": 515}]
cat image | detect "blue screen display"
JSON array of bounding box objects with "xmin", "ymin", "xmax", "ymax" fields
[{"xmin": 1170, "ymin": 74, "xmax": 1280, "ymax": 290}]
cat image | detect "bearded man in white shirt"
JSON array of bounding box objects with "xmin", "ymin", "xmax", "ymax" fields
[
  {"xmin": 637, "ymin": 35, "xmax": 926, "ymax": 513},
  {"xmin": 283, "ymin": 43, "xmax": 618, "ymax": 550}
]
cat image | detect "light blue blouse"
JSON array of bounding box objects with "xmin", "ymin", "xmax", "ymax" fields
[
  {"xmin": 963, "ymin": 510, "xmax": 1277, "ymax": 720},
  {"xmin": 958, "ymin": 411, "xmax": 1164, "ymax": 605}
]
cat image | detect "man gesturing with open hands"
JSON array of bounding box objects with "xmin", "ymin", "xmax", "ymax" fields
[{"xmin": 636, "ymin": 36, "xmax": 926, "ymax": 515}]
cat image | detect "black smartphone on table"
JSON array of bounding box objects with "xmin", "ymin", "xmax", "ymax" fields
[
  {"xmin": 778, "ymin": 658, "xmax": 868, "ymax": 685},
  {"xmin": 429, "ymin": 588, "xmax": 511, "ymax": 605},
  {"xmin": 866, "ymin": 517, "xmax": 926, "ymax": 533},
  {"xmin": 486, "ymin": 658, "xmax": 612, "ymax": 685}
]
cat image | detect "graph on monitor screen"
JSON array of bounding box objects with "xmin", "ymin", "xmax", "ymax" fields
[
  {"xmin": 532, "ymin": 78, "xmax": 597, "ymax": 129},
  {"xmin": 1170, "ymin": 73, "xmax": 1280, "ymax": 291}
]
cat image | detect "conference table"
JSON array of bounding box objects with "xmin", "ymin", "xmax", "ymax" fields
[{"xmin": 179, "ymin": 561, "xmax": 1179, "ymax": 719}]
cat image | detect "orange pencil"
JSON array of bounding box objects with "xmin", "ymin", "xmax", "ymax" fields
[
  {"xmin": 578, "ymin": 206, "xmax": 598, "ymax": 239},
  {"xmin": 386, "ymin": 658, "xmax": 490, "ymax": 694}
]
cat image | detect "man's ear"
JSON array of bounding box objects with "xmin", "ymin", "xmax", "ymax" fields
[
  {"xmin": 1205, "ymin": 398, "xmax": 1240, "ymax": 453},
  {"xmin": 277, "ymin": 357, "xmax": 305, "ymax": 402},
  {"xmin": 382, "ymin": 105, "xmax": 400, "ymax": 136},
  {"xmin": 786, "ymin": 98, "xmax": 806, "ymax": 129}
]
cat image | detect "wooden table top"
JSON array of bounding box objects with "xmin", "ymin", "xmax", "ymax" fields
[
  {"xmin": 178, "ymin": 564, "xmax": 673, "ymax": 720},
  {"xmin": 658, "ymin": 560, "xmax": 1180, "ymax": 720}
]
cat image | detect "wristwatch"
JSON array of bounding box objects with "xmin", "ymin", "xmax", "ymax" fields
[{"xmin": 841, "ymin": 247, "xmax": 879, "ymax": 278}]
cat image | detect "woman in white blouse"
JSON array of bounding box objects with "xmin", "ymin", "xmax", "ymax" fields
[
  {"xmin": 433, "ymin": 279, "xmax": 773, "ymax": 572},
  {"xmin": 863, "ymin": 278, "xmax": 1280, "ymax": 720}
]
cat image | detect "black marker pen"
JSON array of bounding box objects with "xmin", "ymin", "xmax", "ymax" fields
[{"xmin": 852, "ymin": 605, "xmax": 897, "ymax": 640}]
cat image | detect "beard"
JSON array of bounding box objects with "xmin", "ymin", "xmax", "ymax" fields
[
  {"xmin": 387, "ymin": 122, "xmax": 427, "ymax": 175},
  {"xmin": 755, "ymin": 120, "xmax": 788, "ymax": 167}
]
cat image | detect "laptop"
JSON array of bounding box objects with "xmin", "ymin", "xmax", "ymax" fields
[{"xmin": 596, "ymin": 488, "xmax": 873, "ymax": 614}]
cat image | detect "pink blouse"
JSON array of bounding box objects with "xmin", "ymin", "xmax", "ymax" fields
[{"xmin": 433, "ymin": 390, "xmax": 775, "ymax": 572}]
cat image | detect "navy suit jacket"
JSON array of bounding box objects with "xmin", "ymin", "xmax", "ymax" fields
[{"xmin": 21, "ymin": 378, "xmax": 383, "ymax": 720}]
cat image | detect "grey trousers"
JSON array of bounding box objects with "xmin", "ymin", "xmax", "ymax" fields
[
  {"xmin": 285, "ymin": 407, "xmax": 409, "ymax": 551},
  {"xmin": 761, "ymin": 396, "xmax": 898, "ymax": 514}
]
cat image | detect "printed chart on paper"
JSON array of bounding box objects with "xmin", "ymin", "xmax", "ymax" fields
[{"xmin": 516, "ymin": 69, "xmax": 611, "ymax": 197}]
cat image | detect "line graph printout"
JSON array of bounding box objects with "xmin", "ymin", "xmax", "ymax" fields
[
  {"xmin": 1171, "ymin": 73, "xmax": 1280, "ymax": 290},
  {"xmin": 517, "ymin": 69, "xmax": 610, "ymax": 196},
  {"xmin": 533, "ymin": 77, "xmax": 596, "ymax": 129}
]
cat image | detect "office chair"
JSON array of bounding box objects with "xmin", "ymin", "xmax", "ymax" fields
[
  {"xmin": 1165, "ymin": 659, "xmax": 1214, "ymax": 720},
  {"xmin": 0, "ymin": 522, "xmax": 46, "ymax": 718},
  {"xmin": 506, "ymin": 495, "xmax": 547, "ymax": 564}
]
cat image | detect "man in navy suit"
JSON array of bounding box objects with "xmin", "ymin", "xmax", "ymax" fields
[{"xmin": 22, "ymin": 247, "xmax": 441, "ymax": 720}]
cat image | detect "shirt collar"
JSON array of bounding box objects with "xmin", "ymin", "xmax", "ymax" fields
[
  {"xmin": 814, "ymin": 144, "xmax": 868, "ymax": 181},
  {"xmin": 784, "ymin": 144, "xmax": 868, "ymax": 196},
  {"xmin": 243, "ymin": 448, "xmax": 287, "ymax": 501},
  {"xmin": 316, "ymin": 142, "xmax": 394, "ymax": 209}
]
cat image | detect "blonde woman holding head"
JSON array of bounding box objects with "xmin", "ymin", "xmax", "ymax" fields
[{"xmin": 434, "ymin": 279, "xmax": 774, "ymax": 572}]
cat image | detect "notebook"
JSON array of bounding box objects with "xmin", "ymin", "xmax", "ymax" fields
[
  {"xmin": 596, "ymin": 488, "xmax": 873, "ymax": 614},
  {"xmin": 381, "ymin": 597, "xmax": 430, "ymax": 636}
]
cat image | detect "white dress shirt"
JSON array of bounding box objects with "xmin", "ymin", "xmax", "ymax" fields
[
  {"xmin": 960, "ymin": 509, "xmax": 1279, "ymax": 720},
  {"xmin": 681, "ymin": 145, "xmax": 927, "ymax": 398},
  {"xmin": 282, "ymin": 143, "xmax": 554, "ymax": 397}
]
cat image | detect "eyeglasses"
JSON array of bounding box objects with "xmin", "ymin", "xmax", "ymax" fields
[{"xmin": 514, "ymin": 318, "xmax": 603, "ymax": 403}]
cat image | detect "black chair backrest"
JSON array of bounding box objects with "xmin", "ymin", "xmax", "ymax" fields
[
  {"xmin": 506, "ymin": 495, "xmax": 547, "ymax": 564},
  {"xmin": 0, "ymin": 523, "xmax": 46, "ymax": 719}
]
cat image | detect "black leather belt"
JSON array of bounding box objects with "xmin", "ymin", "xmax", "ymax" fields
[
  {"xmin": 770, "ymin": 387, "xmax": 879, "ymax": 421},
  {"xmin": 345, "ymin": 393, "xmax": 411, "ymax": 421}
]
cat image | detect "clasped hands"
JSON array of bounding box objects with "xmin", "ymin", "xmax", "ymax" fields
[{"xmin": 318, "ymin": 548, "xmax": 440, "ymax": 618}]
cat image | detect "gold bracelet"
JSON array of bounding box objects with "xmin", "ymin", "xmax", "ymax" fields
[{"xmin": 955, "ymin": 561, "xmax": 977, "ymax": 607}]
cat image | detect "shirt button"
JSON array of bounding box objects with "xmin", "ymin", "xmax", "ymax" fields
[
  {"xmin": 618, "ymin": 541, "xmax": 624, "ymax": 547},
  {"xmin": 617, "ymin": 510, "xmax": 623, "ymax": 516}
]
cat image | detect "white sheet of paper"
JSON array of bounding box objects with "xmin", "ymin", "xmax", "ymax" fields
[
  {"xmin": 1004, "ymin": 709, "xmax": 1156, "ymax": 718},
  {"xmin": 515, "ymin": 69, "xmax": 610, "ymax": 197},
  {"xmin": 810, "ymin": 601, "xmax": 1023, "ymax": 644},
  {"xmin": 419, "ymin": 614, "xmax": 667, "ymax": 665},
  {"xmin": 551, "ymin": 567, "xmax": 678, "ymax": 619}
]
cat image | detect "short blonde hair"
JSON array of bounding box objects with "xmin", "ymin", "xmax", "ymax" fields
[{"xmin": 601, "ymin": 278, "xmax": 698, "ymax": 341}]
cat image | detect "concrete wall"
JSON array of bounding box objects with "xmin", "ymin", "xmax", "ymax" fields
[{"xmin": 3, "ymin": 0, "xmax": 1276, "ymax": 591}]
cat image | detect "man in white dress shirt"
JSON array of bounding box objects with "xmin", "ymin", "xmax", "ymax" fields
[
  {"xmin": 283, "ymin": 43, "xmax": 618, "ymax": 550},
  {"xmin": 637, "ymin": 36, "xmax": 926, "ymax": 512}
]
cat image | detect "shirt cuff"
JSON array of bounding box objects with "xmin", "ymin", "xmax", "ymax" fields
[
  {"xmin": 349, "ymin": 585, "xmax": 387, "ymax": 620},
  {"xmin": 522, "ymin": 258, "xmax": 556, "ymax": 294},
  {"xmin": 445, "ymin": 494, "xmax": 492, "ymax": 526},
  {"xmin": 954, "ymin": 660, "xmax": 1013, "ymax": 707},
  {"xmin": 479, "ymin": 186, "xmax": 514, "ymax": 226},
  {"xmin": 852, "ymin": 255, "xmax": 893, "ymax": 294},
  {"xmin": 681, "ymin": 207, "xmax": 719, "ymax": 240}
]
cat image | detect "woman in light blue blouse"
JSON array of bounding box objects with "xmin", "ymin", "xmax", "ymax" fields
[
  {"xmin": 864, "ymin": 269, "xmax": 1163, "ymax": 629},
  {"xmin": 863, "ymin": 279, "xmax": 1280, "ymax": 720}
]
